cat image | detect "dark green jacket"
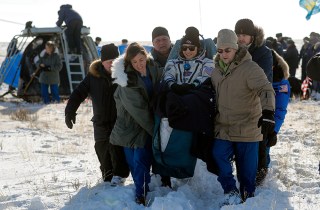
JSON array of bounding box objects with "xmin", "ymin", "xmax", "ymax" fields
[
  {"xmin": 110, "ymin": 56, "xmax": 162, "ymax": 148},
  {"xmin": 37, "ymin": 52, "xmax": 62, "ymax": 84}
]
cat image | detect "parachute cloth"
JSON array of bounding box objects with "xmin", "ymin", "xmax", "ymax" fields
[{"xmin": 300, "ymin": 0, "xmax": 320, "ymax": 20}]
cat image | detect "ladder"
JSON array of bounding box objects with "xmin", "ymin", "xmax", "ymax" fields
[
  {"xmin": 64, "ymin": 53, "xmax": 85, "ymax": 93},
  {"xmin": 60, "ymin": 30, "xmax": 85, "ymax": 93}
]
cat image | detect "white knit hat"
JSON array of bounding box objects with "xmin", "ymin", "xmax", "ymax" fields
[{"xmin": 216, "ymin": 29, "xmax": 238, "ymax": 50}]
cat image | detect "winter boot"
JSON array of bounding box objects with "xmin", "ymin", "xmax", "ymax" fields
[
  {"xmin": 161, "ymin": 176, "xmax": 172, "ymax": 188},
  {"xmin": 256, "ymin": 168, "xmax": 268, "ymax": 186},
  {"xmin": 135, "ymin": 195, "xmax": 146, "ymax": 206},
  {"xmin": 110, "ymin": 176, "xmax": 125, "ymax": 186},
  {"xmin": 102, "ymin": 169, "xmax": 112, "ymax": 182},
  {"xmin": 221, "ymin": 190, "xmax": 242, "ymax": 206},
  {"xmin": 241, "ymin": 191, "xmax": 254, "ymax": 202}
]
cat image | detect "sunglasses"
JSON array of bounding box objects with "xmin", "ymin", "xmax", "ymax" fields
[
  {"xmin": 182, "ymin": 45, "xmax": 196, "ymax": 51},
  {"xmin": 217, "ymin": 48, "xmax": 232, "ymax": 54}
]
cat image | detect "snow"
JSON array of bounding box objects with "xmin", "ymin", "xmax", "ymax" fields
[{"xmin": 0, "ymin": 84, "xmax": 319, "ymax": 210}]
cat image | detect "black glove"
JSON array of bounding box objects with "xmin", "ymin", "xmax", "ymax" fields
[
  {"xmin": 42, "ymin": 65, "xmax": 51, "ymax": 71},
  {"xmin": 258, "ymin": 110, "xmax": 275, "ymax": 142},
  {"xmin": 65, "ymin": 113, "xmax": 76, "ymax": 129},
  {"xmin": 267, "ymin": 131, "xmax": 277, "ymax": 147},
  {"xmin": 171, "ymin": 83, "xmax": 195, "ymax": 95}
]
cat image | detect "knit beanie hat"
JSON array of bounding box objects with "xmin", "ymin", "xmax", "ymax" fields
[
  {"xmin": 100, "ymin": 44, "xmax": 119, "ymax": 62},
  {"xmin": 152, "ymin": 27, "xmax": 170, "ymax": 40},
  {"xmin": 235, "ymin": 18, "xmax": 256, "ymax": 36},
  {"xmin": 181, "ymin": 26, "xmax": 201, "ymax": 48},
  {"xmin": 216, "ymin": 29, "xmax": 238, "ymax": 50}
]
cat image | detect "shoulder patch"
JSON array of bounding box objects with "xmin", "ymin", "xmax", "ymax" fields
[
  {"xmin": 279, "ymin": 84, "xmax": 288, "ymax": 93},
  {"xmin": 203, "ymin": 66, "xmax": 213, "ymax": 75}
]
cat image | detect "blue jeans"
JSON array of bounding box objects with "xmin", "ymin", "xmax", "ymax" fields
[
  {"xmin": 41, "ymin": 83, "xmax": 60, "ymax": 104},
  {"xmin": 212, "ymin": 138, "xmax": 258, "ymax": 195},
  {"xmin": 123, "ymin": 140, "xmax": 152, "ymax": 197}
]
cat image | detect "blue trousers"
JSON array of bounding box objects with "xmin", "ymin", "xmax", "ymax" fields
[
  {"xmin": 123, "ymin": 141, "xmax": 152, "ymax": 197},
  {"xmin": 212, "ymin": 138, "xmax": 258, "ymax": 195},
  {"xmin": 41, "ymin": 83, "xmax": 60, "ymax": 104}
]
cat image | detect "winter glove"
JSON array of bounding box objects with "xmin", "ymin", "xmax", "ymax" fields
[
  {"xmin": 171, "ymin": 83, "xmax": 195, "ymax": 95},
  {"xmin": 267, "ymin": 131, "xmax": 277, "ymax": 147},
  {"xmin": 65, "ymin": 113, "xmax": 76, "ymax": 129},
  {"xmin": 42, "ymin": 65, "xmax": 51, "ymax": 71},
  {"xmin": 257, "ymin": 110, "xmax": 275, "ymax": 142}
]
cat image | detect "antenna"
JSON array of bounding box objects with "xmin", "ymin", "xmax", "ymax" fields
[
  {"xmin": 0, "ymin": 18, "xmax": 24, "ymax": 25},
  {"xmin": 198, "ymin": 0, "xmax": 203, "ymax": 32}
]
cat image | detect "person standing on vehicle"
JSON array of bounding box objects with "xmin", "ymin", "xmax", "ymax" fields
[{"xmin": 56, "ymin": 4, "xmax": 83, "ymax": 54}]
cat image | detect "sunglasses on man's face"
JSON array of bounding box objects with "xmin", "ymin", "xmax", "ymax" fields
[
  {"xmin": 182, "ymin": 45, "xmax": 196, "ymax": 51},
  {"xmin": 217, "ymin": 48, "xmax": 232, "ymax": 54}
]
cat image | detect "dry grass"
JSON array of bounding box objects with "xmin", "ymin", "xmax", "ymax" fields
[{"xmin": 10, "ymin": 108, "xmax": 38, "ymax": 122}]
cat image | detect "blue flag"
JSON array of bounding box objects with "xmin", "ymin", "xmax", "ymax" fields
[{"xmin": 300, "ymin": 0, "xmax": 320, "ymax": 20}]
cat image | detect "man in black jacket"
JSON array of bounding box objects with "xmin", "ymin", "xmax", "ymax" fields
[{"xmin": 65, "ymin": 44, "xmax": 129, "ymax": 185}]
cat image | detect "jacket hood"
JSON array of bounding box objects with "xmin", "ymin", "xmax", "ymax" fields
[
  {"xmin": 111, "ymin": 56, "xmax": 128, "ymax": 87},
  {"xmin": 111, "ymin": 55, "xmax": 156, "ymax": 87},
  {"xmin": 253, "ymin": 26, "xmax": 265, "ymax": 48},
  {"xmin": 272, "ymin": 49, "xmax": 290, "ymax": 80},
  {"xmin": 88, "ymin": 59, "xmax": 104, "ymax": 78}
]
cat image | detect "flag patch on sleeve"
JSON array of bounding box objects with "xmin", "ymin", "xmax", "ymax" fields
[{"xmin": 279, "ymin": 84, "xmax": 288, "ymax": 92}]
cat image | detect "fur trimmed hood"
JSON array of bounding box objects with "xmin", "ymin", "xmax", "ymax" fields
[
  {"xmin": 88, "ymin": 59, "xmax": 104, "ymax": 78},
  {"xmin": 111, "ymin": 56, "xmax": 128, "ymax": 87},
  {"xmin": 111, "ymin": 55, "xmax": 157, "ymax": 87},
  {"xmin": 253, "ymin": 26, "xmax": 266, "ymax": 48},
  {"xmin": 272, "ymin": 49, "xmax": 290, "ymax": 80}
]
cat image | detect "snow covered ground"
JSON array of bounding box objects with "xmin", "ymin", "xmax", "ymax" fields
[{"xmin": 0, "ymin": 84, "xmax": 319, "ymax": 210}]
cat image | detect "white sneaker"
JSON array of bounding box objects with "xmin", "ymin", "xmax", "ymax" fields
[{"xmin": 110, "ymin": 176, "xmax": 125, "ymax": 186}]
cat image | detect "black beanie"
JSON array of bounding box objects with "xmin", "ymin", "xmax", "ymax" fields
[
  {"xmin": 152, "ymin": 27, "xmax": 170, "ymax": 40},
  {"xmin": 100, "ymin": 44, "xmax": 119, "ymax": 62},
  {"xmin": 181, "ymin": 26, "xmax": 200, "ymax": 48},
  {"xmin": 235, "ymin": 18, "xmax": 256, "ymax": 36}
]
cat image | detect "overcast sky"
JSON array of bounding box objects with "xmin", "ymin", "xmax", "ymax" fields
[{"xmin": 0, "ymin": 0, "xmax": 319, "ymax": 42}]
